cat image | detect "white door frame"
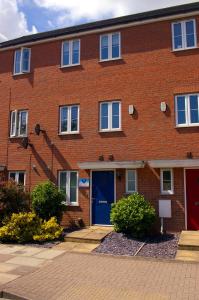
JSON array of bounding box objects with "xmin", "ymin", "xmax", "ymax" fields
[{"xmin": 90, "ymin": 169, "xmax": 116, "ymax": 226}]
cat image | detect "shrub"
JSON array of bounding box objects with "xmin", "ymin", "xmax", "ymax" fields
[
  {"xmin": 0, "ymin": 212, "xmax": 41, "ymax": 243},
  {"xmin": 31, "ymin": 181, "xmax": 66, "ymax": 222},
  {"xmin": 0, "ymin": 181, "xmax": 29, "ymax": 224},
  {"xmin": 110, "ymin": 193, "xmax": 156, "ymax": 237},
  {"xmin": 0, "ymin": 213, "xmax": 63, "ymax": 243},
  {"xmin": 33, "ymin": 217, "xmax": 63, "ymax": 242}
]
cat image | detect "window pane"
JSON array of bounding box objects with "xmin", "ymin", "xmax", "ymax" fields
[
  {"xmin": 18, "ymin": 173, "xmax": 25, "ymax": 185},
  {"xmin": 22, "ymin": 48, "xmax": 30, "ymax": 72},
  {"xmin": 19, "ymin": 111, "xmax": 27, "ymax": 135},
  {"xmin": 59, "ymin": 172, "xmax": 66, "ymax": 195},
  {"xmin": 101, "ymin": 103, "xmax": 108, "ymax": 129},
  {"xmin": 9, "ymin": 172, "xmax": 16, "ymax": 181},
  {"xmin": 128, "ymin": 170, "xmax": 135, "ymax": 181},
  {"xmin": 163, "ymin": 181, "xmax": 171, "ymax": 191},
  {"xmin": 14, "ymin": 50, "xmax": 21, "ymax": 74},
  {"xmin": 177, "ymin": 96, "xmax": 186, "ymax": 124},
  {"xmin": 128, "ymin": 180, "xmax": 135, "ymax": 192},
  {"xmin": 10, "ymin": 111, "xmax": 16, "ymax": 136},
  {"xmin": 112, "ymin": 102, "xmax": 119, "ymax": 129},
  {"xmin": 72, "ymin": 40, "xmax": 80, "ymax": 65},
  {"xmin": 61, "ymin": 107, "xmax": 68, "ymax": 132},
  {"xmin": 71, "ymin": 106, "xmax": 78, "ymax": 132},
  {"xmin": 70, "ymin": 172, "xmax": 77, "ymax": 203},
  {"xmin": 62, "ymin": 42, "xmax": 70, "ymax": 65},
  {"xmin": 190, "ymin": 95, "xmax": 199, "ymax": 123},
  {"xmin": 101, "ymin": 35, "xmax": 108, "ymax": 60},
  {"xmin": 163, "ymin": 170, "xmax": 171, "ymax": 182},
  {"xmin": 173, "ymin": 23, "xmax": 183, "ymax": 49},
  {"xmin": 186, "ymin": 21, "xmax": 195, "ymax": 48},
  {"xmin": 112, "ymin": 33, "xmax": 120, "ymax": 58}
]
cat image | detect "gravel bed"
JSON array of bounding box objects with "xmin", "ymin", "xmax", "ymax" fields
[
  {"xmin": 94, "ymin": 232, "xmax": 145, "ymax": 256},
  {"xmin": 93, "ymin": 232, "xmax": 179, "ymax": 259}
]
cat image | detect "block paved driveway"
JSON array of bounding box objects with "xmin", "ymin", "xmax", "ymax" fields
[{"xmin": 2, "ymin": 252, "xmax": 199, "ymax": 300}]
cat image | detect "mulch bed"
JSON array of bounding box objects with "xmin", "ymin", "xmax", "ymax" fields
[{"xmin": 93, "ymin": 232, "xmax": 179, "ymax": 259}]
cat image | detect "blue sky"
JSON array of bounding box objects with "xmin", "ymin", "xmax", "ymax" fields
[{"xmin": 0, "ymin": 0, "xmax": 198, "ymax": 42}]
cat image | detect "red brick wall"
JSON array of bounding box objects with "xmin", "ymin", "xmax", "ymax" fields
[{"xmin": 0, "ymin": 16, "xmax": 198, "ymax": 230}]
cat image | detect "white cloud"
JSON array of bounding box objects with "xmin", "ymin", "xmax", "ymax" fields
[
  {"xmin": 0, "ymin": 0, "xmax": 37, "ymax": 42},
  {"xmin": 33, "ymin": 0, "xmax": 198, "ymax": 27}
]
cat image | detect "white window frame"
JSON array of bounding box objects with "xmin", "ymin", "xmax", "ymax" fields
[
  {"xmin": 99, "ymin": 101, "xmax": 121, "ymax": 132},
  {"xmin": 13, "ymin": 48, "xmax": 31, "ymax": 75},
  {"xmin": 58, "ymin": 171, "xmax": 79, "ymax": 206},
  {"xmin": 126, "ymin": 169, "xmax": 137, "ymax": 193},
  {"xmin": 160, "ymin": 169, "xmax": 174, "ymax": 195},
  {"xmin": 10, "ymin": 110, "xmax": 28, "ymax": 138},
  {"xmin": 172, "ymin": 19, "xmax": 197, "ymax": 51},
  {"xmin": 100, "ymin": 32, "xmax": 121, "ymax": 61},
  {"xmin": 61, "ymin": 39, "xmax": 80, "ymax": 67},
  {"xmin": 9, "ymin": 171, "xmax": 26, "ymax": 186},
  {"xmin": 175, "ymin": 94, "xmax": 199, "ymax": 127},
  {"xmin": 59, "ymin": 105, "xmax": 80, "ymax": 134}
]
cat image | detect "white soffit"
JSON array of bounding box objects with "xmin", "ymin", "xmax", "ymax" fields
[
  {"xmin": 148, "ymin": 159, "xmax": 199, "ymax": 168},
  {"xmin": 78, "ymin": 160, "xmax": 145, "ymax": 170}
]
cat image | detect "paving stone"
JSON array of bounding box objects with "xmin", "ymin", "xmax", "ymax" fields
[
  {"xmin": 11, "ymin": 265, "xmax": 38, "ymax": 276},
  {"xmin": 0, "ymin": 273, "xmax": 19, "ymax": 285},
  {"xmin": 0, "ymin": 255, "xmax": 13, "ymax": 263},
  {"xmin": 176, "ymin": 250, "xmax": 199, "ymax": 262},
  {"xmin": 0, "ymin": 263, "xmax": 18, "ymax": 273},
  {"xmin": 6, "ymin": 256, "xmax": 45, "ymax": 267},
  {"xmin": 0, "ymin": 246, "xmax": 25, "ymax": 255},
  {"xmin": 17, "ymin": 247, "xmax": 44, "ymax": 257},
  {"xmin": 34, "ymin": 249, "xmax": 65, "ymax": 260}
]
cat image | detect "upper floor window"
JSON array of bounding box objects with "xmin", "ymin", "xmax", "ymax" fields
[
  {"xmin": 126, "ymin": 170, "xmax": 137, "ymax": 193},
  {"xmin": 10, "ymin": 110, "xmax": 28, "ymax": 137},
  {"xmin": 9, "ymin": 171, "xmax": 26, "ymax": 187},
  {"xmin": 175, "ymin": 94, "xmax": 199, "ymax": 127},
  {"xmin": 59, "ymin": 105, "xmax": 79, "ymax": 134},
  {"xmin": 59, "ymin": 171, "xmax": 78, "ymax": 205},
  {"xmin": 160, "ymin": 169, "xmax": 174, "ymax": 195},
  {"xmin": 172, "ymin": 19, "xmax": 197, "ymax": 51},
  {"xmin": 14, "ymin": 48, "xmax": 31, "ymax": 75},
  {"xmin": 100, "ymin": 101, "xmax": 121, "ymax": 131},
  {"xmin": 61, "ymin": 40, "xmax": 80, "ymax": 67},
  {"xmin": 100, "ymin": 32, "xmax": 121, "ymax": 61}
]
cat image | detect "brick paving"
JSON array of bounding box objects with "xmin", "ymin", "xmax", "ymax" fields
[{"xmin": 2, "ymin": 252, "xmax": 199, "ymax": 300}]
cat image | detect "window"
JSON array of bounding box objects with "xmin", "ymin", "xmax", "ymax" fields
[
  {"xmin": 160, "ymin": 169, "xmax": 174, "ymax": 194},
  {"xmin": 9, "ymin": 171, "xmax": 25, "ymax": 186},
  {"xmin": 59, "ymin": 105, "xmax": 79, "ymax": 134},
  {"xmin": 100, "ymin": 32, "xmax": 121, "ymax": 61},
  {"xmin": 100, "ymin": 101, "xmax": 121, "ymax": 131},
  {"xmin": 61, "ymin": 40, "xmax": 80, "ymax": 67},
  {"xmin": 175, "ymin": 94, "xmax": 199, "ymax": 127},
  {"xmin": 10, "ymin": 110, "xmax": 28, "ymax": 137},
  {"xmin": 126, "ymin": 170, "xmax": 137, "ymax": 193},
  {"xmin": 14, "ymin": 48, "xmax": 31, "ymax": 74},
  {"xmin": 59, "ymin": 171, "xmax": 78, "ymax": 205},
  {"xmin": 172, "ymin": 19, "xmax": 197, "ymax": 51}
]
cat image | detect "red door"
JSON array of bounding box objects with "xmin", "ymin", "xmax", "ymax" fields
[{"xmin": 186, "ymin": 169, "xmax": 199, "ymax": 230}]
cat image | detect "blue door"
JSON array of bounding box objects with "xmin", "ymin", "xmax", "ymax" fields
[{"xmin": 92, "ymin": 171, "xmax": 115, "ymax": 225}]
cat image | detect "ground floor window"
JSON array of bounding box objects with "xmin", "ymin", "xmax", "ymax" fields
[
  {"xmin": 9, "ymin": 171, "xmax": 25, "ymax": 186},
  {"xmin": 126, "ymin": 170, "xmax": 137, "ymax": 193},
  {"xmin": 58, "ymin": 171, "xmax": 78, "ymax": 205},
  {"xmin": 160, "ymin": 169, "xmax": 174, "ymax": 194}
]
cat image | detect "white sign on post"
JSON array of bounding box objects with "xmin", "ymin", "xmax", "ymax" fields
[{"xmin": 159, "ymin": 200, "xmax": 171, "ymax": 218}]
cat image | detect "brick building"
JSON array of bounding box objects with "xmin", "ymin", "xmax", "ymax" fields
[{"xmin": 1, "ymin": 2, "xmax": 199, "ymax": 231}]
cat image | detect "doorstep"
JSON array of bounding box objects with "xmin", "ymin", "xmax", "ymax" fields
[{"xmin": 176, "ymin": 230, "xmax": 199, "ymax": 262}]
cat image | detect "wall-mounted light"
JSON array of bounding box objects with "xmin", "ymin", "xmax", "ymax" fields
[
  {"xmin": 99, "ymin": 155, "xmax": 104, "ymax": 161},
  {"xmin": 160, "ymin": 102, "xmax": 167, "ymax": 112},
  {"xmin": 128, "ymin": 105, "xmax": 135, "ymax": 115},
  {"xmin": 32, "ymin": 164, "xmax": 37, "ymax": 170},
  {"xmin": 109, "ymin": 154, "xmax": 114, "ymax": 161},
  {"xmin": 187, "ymin": 152, "xmax": 193, "ymax": 159}
]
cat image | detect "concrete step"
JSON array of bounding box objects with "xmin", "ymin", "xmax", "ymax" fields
[
  {"xmin": 178, "ymin": 230, "xmax": 199, "ymax": 251},
  {"xmin": 64, "ymin": 237, "xmax": 101, "ymax": 244},
  {"xmin": 176, "ymin": 250, "xmax": 199, "ymax": 262}
]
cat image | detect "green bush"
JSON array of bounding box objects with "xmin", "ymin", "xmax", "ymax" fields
[
  {"xmin": 110, "ymin": 193, "xmax": 156, "ymax": 237},
  {"xmin": 0, "ymin": 212, "xmax": 41, "ymax": 243},
  {"xmin": 0, "ymin": 213, "xmax": 63, "ymax": 243},
  {"xmin": 31, "ymin": 181, "xmax": 66, "ymax": 222},
  {"xmin": 33, "ymin": 217, "xmax": 63, "ymax": 242},
  {"xmin": 0, "ymin": 181, "xmax": 29, "ymax": 224}
]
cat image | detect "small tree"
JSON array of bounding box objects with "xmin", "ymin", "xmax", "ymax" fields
[
  {"xmin": 0, "ymin": 181, "xmax": 29, "ymax": 224},
  {"xmin": 31, "ymin": 181, "xmax": 66, "ymax": 222},
  {"xmin": 110, "ymin": 193, "xmax": 156, "ymax": 237}
]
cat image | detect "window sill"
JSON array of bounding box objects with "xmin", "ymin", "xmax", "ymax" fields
[
  {"xmin": 60, "ymin": 64, "xmax": 80, "ymax": 69},
  {"xmin": 64, "ymin": 203, "xmax": 79, "ymax": 207},
  {"xmin": 172, "ymin": 46, "xmax": 197, "ymax": 52},
  {"xmin": 99, "ymin": 129, "xmax": 122, "ymax": 133},
  {"xmin": 160, "ymin": 192, "xmax": 174, "ymax": 196},
  {"xmin": 10, "ymin": 135, "xmax": 27, "ymax": 139},
  {"xmin": 58, "ymin": 132, "xmax": 80, "ymax": 136},
  {"xmin": 99, "ymin": 57, "xmax": 122, "ymax": 63},
  {"xmin": 13, "ymin": 72, "xmax": 30, "ymax": 76},
  {"xmin": 175, "ymin": 124, "xmax": 199, "ymax": 128}
]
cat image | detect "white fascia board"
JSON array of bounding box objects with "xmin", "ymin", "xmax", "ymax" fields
[
  {"xmin": 148, "ymin": 159, "xmax": 199, "ymax": 168},
  {"xmin": 78, "ymin": 160, "xmax": 145, "ymax": 170}
]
